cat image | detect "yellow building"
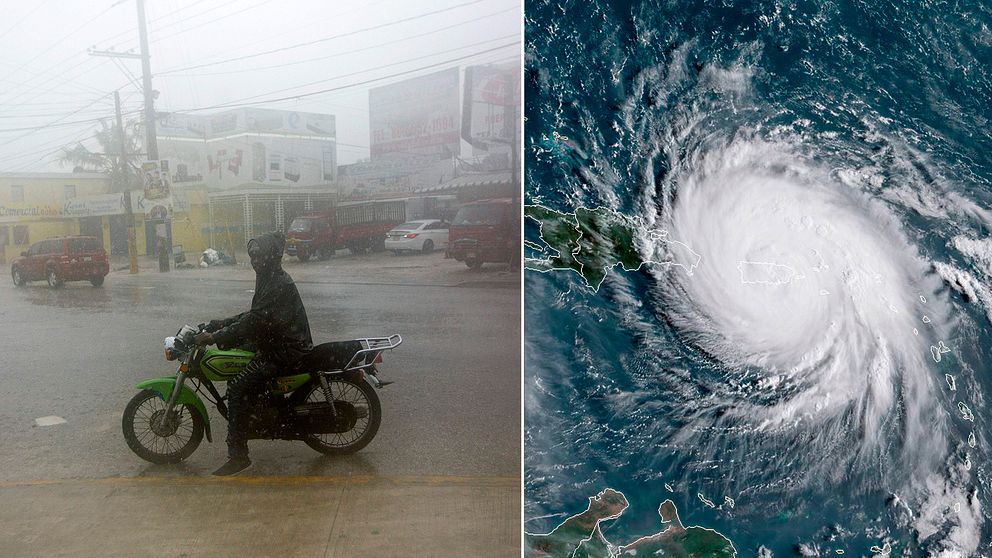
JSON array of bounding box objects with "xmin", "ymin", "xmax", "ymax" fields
[
  {"xmin": 0, "ymin": 172, "xmax": 111, "ymax": 263},
  {"xmin": 0, "ymin": 172, "xmax": 211, "ymax": 264}
]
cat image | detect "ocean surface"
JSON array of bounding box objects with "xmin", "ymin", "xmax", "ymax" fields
[{"xmin": 523, "ymin": 0, "xmax": 992, "ymax": 555}]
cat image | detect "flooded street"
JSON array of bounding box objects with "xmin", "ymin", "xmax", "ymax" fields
[{"xmin": 0, "ymin": 252, "xmax": 520, "ymax": 482}]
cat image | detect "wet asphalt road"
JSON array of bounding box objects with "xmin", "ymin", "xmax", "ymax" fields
[{"xmin": 0, "ymin": 253, "xmax": 520, "ymax": 482}]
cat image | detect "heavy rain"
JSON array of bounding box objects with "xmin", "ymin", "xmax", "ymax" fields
[{"xmin": 0, "ymin": 1, "xmax": 521, "ymax": 555}]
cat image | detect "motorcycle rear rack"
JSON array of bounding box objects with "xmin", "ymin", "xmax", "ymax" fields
[{"xmin": 343, "ymin": 334, "xmax": 403, "ymax": 371}]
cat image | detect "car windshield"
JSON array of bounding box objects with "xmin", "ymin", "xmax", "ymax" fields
[
  {"xmin": 69, "ymin": 238, "xmax": 101, "ymax": 253},
  {"xmin": 394, "ymin": 222, "xmax": 425, "ymax": 231},
  {"xmin": 289, "ymin": 218, "xmax": 312, "ymax": 232},
  {"xmin": 452, "ymin": 205, "xmax": 504, "ymax": 226}
]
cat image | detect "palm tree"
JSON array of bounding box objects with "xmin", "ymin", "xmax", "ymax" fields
[{"xmin": 59, "ymin": 119, "xmax": 143, "ymax": 193}]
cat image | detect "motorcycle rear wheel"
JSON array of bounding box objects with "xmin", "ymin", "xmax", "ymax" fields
[
  {"xmin": 122, "ymin": 389, "xmax": 205, "ymax": 464},
  {"xmin": 296, "ymin": 376, "xmax": 381, "ymax": 456}
]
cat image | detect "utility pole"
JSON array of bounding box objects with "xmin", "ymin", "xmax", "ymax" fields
[
  {"xmin": 90, "ymin": 0, "xmax": 162, "ymax": 273},
  {"xmin": 115, "ymin": 91, "xmax": 139, "ymax": 274},
  {"xmin": 136, "ymin": 0, "xmax": 158, "ymax": 160}
]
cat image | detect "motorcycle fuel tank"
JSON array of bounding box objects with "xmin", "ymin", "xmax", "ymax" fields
[{"xmin": 200, "ymin": 349, "xmax": 253, "ymax": 381}]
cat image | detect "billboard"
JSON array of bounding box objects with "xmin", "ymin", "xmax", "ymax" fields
[
  {"xmin": 462, "ymin": 64, "xmax": 520, "ymax": 149},
  {"xmin": 369, "ymin": 68, "xmax": 460, "ymax": 158},
  {"xmin": 159, "ymin": 109, "xmax": 335, "ymax": 140},
  {"xmin": 157, "ymin": 135, "xmax": 336, "ymax": 189},
  {"xmin": 157, "ymin": 112, "xmax": 208, "ymax": 140},
  {"xmin": 243, "ymin": 108, "xmax": 335, "ymax": 137}
]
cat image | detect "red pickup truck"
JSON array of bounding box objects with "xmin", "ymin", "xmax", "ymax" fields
[
  {"xmin": 285, "ymin": 201, "xmax": 406, "ymax": 262},
  {"xmin": 446, "ymin": 198, "xmax": 520, "ymax": 269}
]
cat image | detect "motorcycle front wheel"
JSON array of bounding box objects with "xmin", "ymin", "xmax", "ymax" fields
[
  {"xmin": 122, "ymin": 389, "xmax": 205, "ymax": 464},
  {"xmin": 296, "ymin": 376, "xmax": 381, "ymax": 456}
]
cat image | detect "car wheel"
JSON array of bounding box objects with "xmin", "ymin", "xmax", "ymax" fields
[
  {"xmin": 47, "ymin": 268, "xmax": 63, "ymax": 288},
  {"xmin": 465, "ymin": 258, "xmax": 483, "ymax": 270},
  {"xmin": 11, "ymin": 267, "xmax": 25, "ymax": 287},
  {"xmin": 90, "ymin": 275, "xmax": 105, "ymax": 287},
  {"xmin": 422, "ymin": 239, "xmax": 434, "ymax": 254}
]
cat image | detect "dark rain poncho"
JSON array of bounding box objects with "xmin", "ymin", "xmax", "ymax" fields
[{"xmin": 212, "ymin": 232, "xmax": 313, "ymax": 365}]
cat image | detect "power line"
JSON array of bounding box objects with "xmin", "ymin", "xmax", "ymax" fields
[
  {"xmin": 61, "ymin": 0, "xmax": 248, "ymax": 65},
  {"xmin": 0, "ymin": 125, "xmax": 103, "ymax": 168},
  {"xmin": 0, "ymin": 93, "xmax": 142, "ymax": 167},
  {"xmin": 166, "ymin": 5, "xmax": 519, "ymax": 78},
  {"xmin": 170, "ymin": 0, "xmax": 390, "ymax": 64},
  {"xmin": 0, "ymin": 128, "xmax": 100, "ymax": 171},
  {"xmin": 0, "ymin": 0, "xmax": 57, "ymax": 43},
  {"xmin": 156, "ymin": 0, "xmax": 487, "ymax": 75},
  {"xmin": 0, "ymin": 1, "xmax": 125, "ymax": 95},
  {"xmin": 0, "ymin": 108, "xmax": 117, "ymax": 120},
  {"xmin": 0, "ymin": 93, "xmax": 135, "ymax": 138},
  {"xmin": 0, "ymin": 55, "xmax": 115, "ymax": 108},
  {"xmin": 167, "ymin": 41, "xmax": 519, "ymax": 114},
  {"xmin": 149, "ymin": 0, "xmax": 277, "ymax": 44}
]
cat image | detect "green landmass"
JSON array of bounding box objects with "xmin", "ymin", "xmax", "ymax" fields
[
  {"xmin": 526, "ymin": 492, "xmax": 736, "ymax": 558},
  {"xmin": 573, "ymin": 525, "xmax": 612, "ymax": 558},
  {"xmin": 525, "ymin": 489, "xmax": 628, "ymax": 558},
  {"xmin": 525, "ymin": 205, "xmax": 645, "ymax": 290}
]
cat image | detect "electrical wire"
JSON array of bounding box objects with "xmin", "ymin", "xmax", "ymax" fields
[
  {"xmin": 167, "ymin": 42, "xmax": 519, "ymax": 114},
  {"xmin": 0, "ymin": 96, "xmax": 143, "ymax": 167},
  {"xmin": 165, "ymin": 5, "xmax": 520, "ymax": 78},
  {"xmin": 148, "ymin": 0, "xmax": 277, "ymax": 44},
  {"xmin": 156, "ymin": 0, "xmax": 487, "ymax": 75},
  {"xmin": 0, "ymin": 0, "xmax": 56, "ymax": 43},
  {"xmin": 0, "ymin": 1, "xmax": 126, "ymax": 97}
]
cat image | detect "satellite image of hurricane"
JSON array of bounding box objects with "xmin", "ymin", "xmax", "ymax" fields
[{"xmin": 523, "ymin": 1, "xmax": 992, "ymax": 556}]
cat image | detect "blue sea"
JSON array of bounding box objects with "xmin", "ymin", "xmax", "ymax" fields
[{"xmin": 523, "ymin": 1, "xmax": 992, "ymax": 555}]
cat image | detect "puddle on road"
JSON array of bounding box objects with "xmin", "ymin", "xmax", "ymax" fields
[{"xmin": 23, "ymin": 285, "xmax": 114, "ymax": 311}]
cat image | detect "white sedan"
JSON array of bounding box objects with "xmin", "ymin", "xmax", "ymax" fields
[{"xmin": 384, "ymin": 220, "xmax": 450, "ymax": 254}]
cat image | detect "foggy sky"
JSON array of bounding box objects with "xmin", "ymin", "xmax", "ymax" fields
[{"xmin": 0, "ymin": 0, "xmax": 521, "ymax": 173}]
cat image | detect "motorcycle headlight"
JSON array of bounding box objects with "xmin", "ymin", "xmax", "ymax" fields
[{"xmin": 164, "ymin": 336, "xmax": 186, "ymax": 361}]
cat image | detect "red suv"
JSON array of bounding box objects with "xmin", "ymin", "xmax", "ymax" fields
[{"xmin": 11, "ymin": 236, "xmax": 110, "ymax": 288}]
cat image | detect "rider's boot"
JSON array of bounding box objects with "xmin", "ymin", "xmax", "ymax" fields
[{"xmin": 212, "ymin": 456, "xmax": 251, "ymax": 476}]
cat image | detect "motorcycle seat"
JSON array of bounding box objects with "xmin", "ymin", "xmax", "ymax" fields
[{"xmin": 295, "ymin": 341, "xmax": 364, "ymax": 373}]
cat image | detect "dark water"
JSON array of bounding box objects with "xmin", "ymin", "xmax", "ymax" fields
[{"xmin": 524, "ymin": 0, "xmax": 992, "ymax": 555}]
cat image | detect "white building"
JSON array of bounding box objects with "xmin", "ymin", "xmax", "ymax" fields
[{"xmin": 156, "ymin": 108, "xmax": 337, "ymax": 191}]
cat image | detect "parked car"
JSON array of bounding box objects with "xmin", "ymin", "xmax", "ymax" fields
[
  {"xmin": 11, "ymin": 236, "xmax": 109, "ymax": 288},
  {"xmin": 384, "ymin": 220, "xmax": 450, "ymax": 254},
  {"xmin": 446, "ymin": 199, "xmax": 520, "ymax": 269}
]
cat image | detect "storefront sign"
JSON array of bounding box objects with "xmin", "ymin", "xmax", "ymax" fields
[
  {"xmin": 63, "ymin": 193, "xmax": 127, "ymax": 217},
  {"xmin": 0, "ymin": 204, "xmax": 62, "ymax": 222}
]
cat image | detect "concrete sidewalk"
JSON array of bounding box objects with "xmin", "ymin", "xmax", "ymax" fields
[{"xmin": 0, "ymin": 474, "xmax": 520, "ymax": 557}]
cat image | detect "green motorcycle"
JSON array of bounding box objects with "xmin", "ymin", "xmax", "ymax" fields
[{"xmin": 122, "ymin": 324, "xmax": 401, "ymax": 464}]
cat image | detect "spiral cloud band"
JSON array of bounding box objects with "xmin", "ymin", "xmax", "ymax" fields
[{"xmin": 651, "ymin": 137, "xmax": 948, "ymax": 467}]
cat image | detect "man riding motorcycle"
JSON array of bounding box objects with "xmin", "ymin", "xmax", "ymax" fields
[{"xmin": 194, "ymin": 231, "xmax": 313, "ymax": 476}]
